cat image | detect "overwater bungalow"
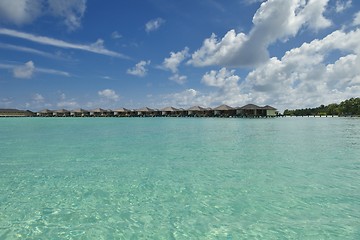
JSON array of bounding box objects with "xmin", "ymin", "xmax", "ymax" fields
[
  {"xmin": 236, "ymin": 104, "xmax": 277, "ymax": 117},
  {"xmin": 53, "ymin": 109, "xmax": 70, "ymax": 117},
  {"xmin": 70, "ymin": 108, "xmax": 90, "ymax": 117},
  {"xmin": 187, "ymin": 106, "xmax": 210, "ymax": 117},
  {"xmin": 262, "ymin": 105, "xmax": 277, "ymax": 117},
  {"xmin": 89, "ymin": 108, "xmax": 108, "ymax": 117},
  {"xmin": 213, "ymin": 104, "xmax": 236, "ymax": 117},
  {"xmin": 37, "ymin": 109, "xmax": 54, "ymax": 117},
  {"xmin": 113, "ymin": 108, "xmax": 132, "ymax": 117},
  {"xmin": 161, "ymin": 106, "xmax": 182, "ymax": 117},
  {"xmin": 136, "ymin": 107, "xmax": 158, "ymax": 117}
]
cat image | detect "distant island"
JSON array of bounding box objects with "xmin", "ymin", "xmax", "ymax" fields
[{"xmin": 284, "ymin": 98, "xmax": 360, "ymax": 117}]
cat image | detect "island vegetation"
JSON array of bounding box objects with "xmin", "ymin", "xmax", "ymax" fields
[{"xmin": 283, "ymin": 97, "xmax": 360, "ymax": 117}]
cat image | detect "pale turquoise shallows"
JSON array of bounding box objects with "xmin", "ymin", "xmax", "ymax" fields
[{"xmin": 0, "ymin": 117, "xmax": 359, "ymax": 239}]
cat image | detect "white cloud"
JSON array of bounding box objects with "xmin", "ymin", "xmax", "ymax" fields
[
  {"xmin": 188, "ymin": 0, "xmax": 332, "ymax": 68},
  {"xmin": 244, "ymin": 0, "xmax": 266, "ymax": 4},
  {"xmin": 243, "ymin": 29, "xmax": 360, "ymax": 110},
  {"xmin": 335, "ymin": 0, "xmax": 352, "ymax": 13},
  {"xmin": 57, "ymin": 101, "xmax": 78, "ymax": 108},
  {"xmin": 127, "ymin": 60, "xmax": 150, "ymax": 77},
  {"xmin": 145, "ymin": 18, "xmax": 165, "ymax": 33},
  {"xmin": 0, "ymin": 28, "xmax": 128, "ymax": 58},
  {"xmin": 169, "ymin": 74, "xmax": 187, "ymax": 85},
  {"xmin": 201, "ymin": 68, "xmax": 250, "ymax": 106},
  {"xmin": 48, "ymin": 0, "xmax": 86, "ymax": 31},
  {"xmin": 0, "ymin": 60, "xmax": 70, "ymax": 78},
  {"xmin": 13, "ymin": 61, "xmax": 35, "ymax": 79},
  {"xmin": 162, "ymin": 48, "xmax": 190, "ymax": 85},
  {"xmin": 162, "ymin": 47, "xmax": 189, "ymax": 73},
  {"xmin": 0, "ymin": 0, "xmax": 86, "ymax": 31},
  {"xmin": 166, "ymin": 28, "xmax": 360, "ymax": 111},
  {"xmin": 36, "ymin": 67, "xmax": 70, "ymax": 77},
  {"xmin": 0, "ymin": 43, "xmax": 59, "ymax": 59},
  {"xmin": 354, "ymin": 11, "xmax": 360, "ymax": 26},
  {"xmin": 98, "ymin": 89, "xmax": 119, "ymax": 101},
  {"xmin": 111, "ymin": 31, "xmax": 122, "ymax": 39},
  {"xmin": 33, "ymin": 93, "xmax": 45, "ymax": 103},
  {"xmin": 0, "ymin": 0, "xmax": 42, "ymax": 26},
  {"xmin": 202, "ymin": 68, "xmax": 239, "ymax": 88},
  {"xmin": 162, "ymin": 89, "xmax": 211, "ymax": 107}
]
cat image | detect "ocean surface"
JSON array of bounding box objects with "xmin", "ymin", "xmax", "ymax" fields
[{"xmin": 0, "ymin": 117, "xmax": 359, "ymax": 239}]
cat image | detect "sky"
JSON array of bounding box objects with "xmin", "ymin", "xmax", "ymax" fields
[{"xmin": 0, "ymin": 0, "xmax": 359, "ymax": 112}]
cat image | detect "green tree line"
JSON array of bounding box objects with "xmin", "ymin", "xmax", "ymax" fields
[{"xmin": 283, "ymin": 97, "xmax": 360, "ymax": 116}]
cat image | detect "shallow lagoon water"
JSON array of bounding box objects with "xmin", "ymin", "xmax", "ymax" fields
[{"xmin": 0, "ymin": 117, "xmax": 359, "ymax": 239}]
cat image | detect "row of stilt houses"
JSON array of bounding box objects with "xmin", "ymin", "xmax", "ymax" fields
[
  {"xmin": 0, "ymin": 104, "xmax": 278, "ymax": 118},
  {"xmin": 38, "ymin": 104, "xmax": 277, "ymax": 118}
]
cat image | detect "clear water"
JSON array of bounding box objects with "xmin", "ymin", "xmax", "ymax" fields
[{"xmin": 0, "ymin": 117, "xmax": 359, "ymax": 239}]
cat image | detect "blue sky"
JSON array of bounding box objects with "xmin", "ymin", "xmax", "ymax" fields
[{"xmin": 0, "ymin": 0, "xmax": 359, "ymax": 112}]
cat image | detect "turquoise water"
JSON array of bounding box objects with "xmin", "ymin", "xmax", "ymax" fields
[{"xmin": 0, "ymin": 117, "xmax": 359, "ymax": 239}]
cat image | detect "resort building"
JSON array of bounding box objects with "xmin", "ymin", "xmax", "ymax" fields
[
  {"xmin": 161, "ymin": 107, "xmax": 182, "ymax": 117},
  {"xmin": 136, "ymin": 107, "xmax": 159, "ymax": 117},
  {"xmin": 1, "ymin": 104, "xmax": 277, "ymax": 118},
  {"xmin": 213, "ymin": 104, "xmax": 236, "ymax": 117},
  {"xmin": 89, "ymin": 108, "xmax": 108, "ymax": 117},
  {"xmin": 53, "ymin": 109, "xmax": 70, "ymax": 117},
  {"xmin": 113, "ymin": 108, "xmax": 132, "ymax": 117},
  {"xmin": 70, "ymin": 109, "xmax": 90, "ymax": 117},
  {"xmin": 187, "ymin": 106, "xmax": 210, "ymax": 117},
  {"xmin": 236, "ymin": 104, "xmax": 277, "ymax": 117},
  {"xmin": 37, "ymin": 109, "xmax": 54, "ymax": 117}
]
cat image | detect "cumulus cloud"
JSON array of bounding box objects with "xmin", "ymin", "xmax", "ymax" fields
[
  {"xmin": 162, "ymin": 47, "xmax": 190, "ymax": 84},
  {"xmin": 145, "ymin": 18, "xmax": 165, "ymax": 33},
  {"xmin": 48, "ymin": 0, "xmax": 86, "ymax": 31},
  {"xmin": 169, "ymin": 74, "xmax": 187, "ymax": 85},
  {"xmin": 98, "ymin": 89, "xmax": 119, "ymax": 101},
  {"xmin": 57, "ymin": 101, "xmax": 78, "ymax": 108},
  {"xmin": 13, "ymin": 61, "xmax": 35, "ymax": 79},
  {"xmin": 243, "ymin": 28, "xmax": 360, "ymax": 110},
  {"xmin": 165, "ymin": 28, "xmax": 360, "ymax": 111},
  {"xmin": 33, "ymin": 93, "xmax": 45, "ymax": 103},
  {"xmin": 162, "ymin": 47, "xmax": 189, "ymax": 73},
  {"xmin": 354, "ymin": 11, "xmax": 360, "ymax": 26},
  {"xmin": 162, "ymin": 89, "xmax": 212, "ymax": 107},
  {"xmin": 201, "ymin": 68, "xmax": 250, "ymax": 106},
  {"xmin": 0, "ymin": 0, "xmax": 86, "ymax": 31},
  {"xmin": 162, "ymin": 68, "xmax": 250, "ymax": 108},
  {"xmin": 188, "ymin": 0, "xmax": 332, "ymax": 68},
  {"xmin": 127, "ymin": 60, "xmax": 151, "ymax": 77},
  {"xmin": 335, "ymin": 0, "xmax": 352, "ymax": 13},
  {"xmin": 0, "ymin": 0, "xmax": 42, "ymax": 26}
]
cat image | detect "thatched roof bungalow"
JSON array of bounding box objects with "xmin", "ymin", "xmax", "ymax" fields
[
  {"xmin": 70, "ymin": 108, "xmax": 90, "ymax": 117},
  {"xmin": 113, "ymin": 108, "xmax": 132, "ymax": 117},
  {"xmin": 53, "ymin": 109, "xmax": 70, "ymax": 117},
  {"xmin": 236, "ymin": 104, "xmax": 277, "ymax": 117},
  {"xmin": 213, "ymin": 104, "xmax": 236, "ymax": 117},
  {"xmin": 187, "ymin": 106, "xmax": 210, "ymax": 117},
  {"xmin": 89, "ymin": 108, "xmax": 108, "ymax": 117},
  {"xmin": 161, "ymin": 106, "xmax": 182, "ymax": 117},
  {"xmin": 136, "ymin": 107, "xmax": 159, "ymax": 117},
  {"xmin": 262, "ymin": 105, "xmax": 277, "ymax": 117},
  {"xmin": 37, "ymin": 109, "xmax": 54, "ymax": 117}
]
